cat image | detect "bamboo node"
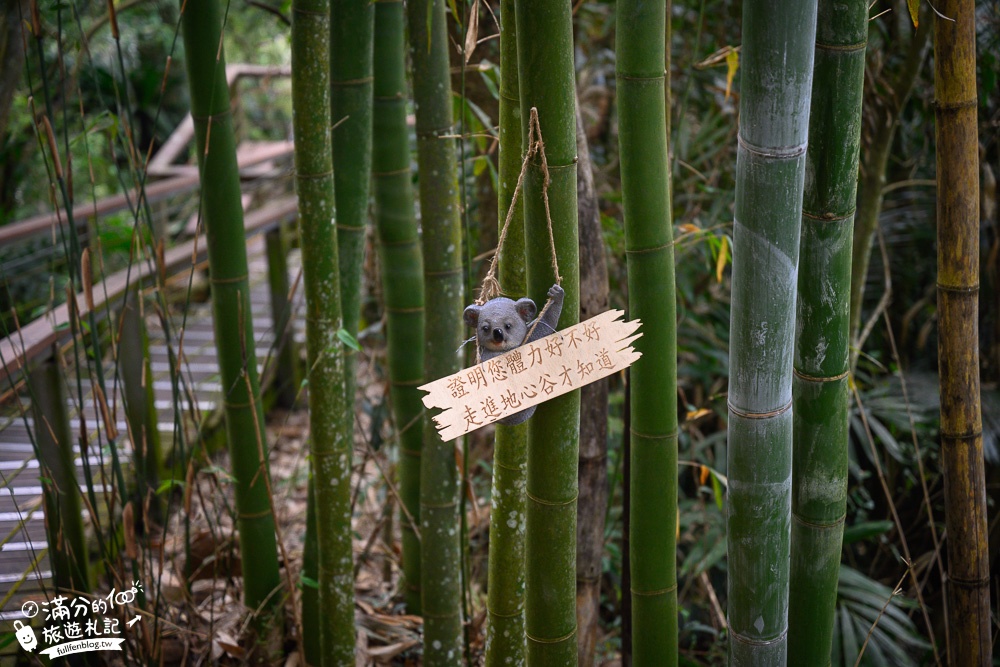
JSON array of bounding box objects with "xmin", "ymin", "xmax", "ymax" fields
[
  {"xmin": 792, "ymin": 368, "xmax": 849, "ymax": 383},
  {"xmin": 940, "ymin": 430, "xmax": 983, "ymax": 442},
  {"xmin": 487, "ymin": 606, "xmax": 525, "ymax": 619},
  {"xmin": 947, "ymin": 575, "xmax": 990, "ymax": 588},
  {"xmin": 933, "ymin": 97, "xmax": 977, "ymax": 112},
  {"xmin": 814, "ymin": 40, "xmax": 867, "ymax": 52},
  {"xmin": 730, "ymin": 628, "xmax": 788, "ymax": 646},
  {"xmin": 493, "ymin": 460, "xmax": 526, "ymax": 473},
  {"xmin": 937, "ymin": 282, "xmax": 979, "ymax": 294},
  {"xmin": 526, "ymin": 628, "xmax": 577, "ymax": 645},
  {"xmin": 625, "ymin": 240, "xmax": 675, "ymax": 255},
  {"xmin": 630, "ymin": 582, "xmax": 678, "ymax": 596},
  {"xmin": 526, "ymin": 490, "xmax": 577, "ymax": 507},
  {"xmin": 791, "ymin": 512, "xmax": 846, "ymax": 529},
  {"xmin": 630, "ymin": 427, "xmax": 679, "ymax": 441},
  {"xmin": 210, "ymin": 273, "xmax": 250, "ymax": 285},
  {"xmin": 727, "ymin": 399, "xmax": 792, "ymax": 420},
  {"xmin": 737, "ymin": 133, "xmax": 807, "ymax": 159}
]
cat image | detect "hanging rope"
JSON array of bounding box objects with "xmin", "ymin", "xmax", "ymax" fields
[{"xmin": 476, "ymin": 107, "xmax": 562, "ymax": 305}]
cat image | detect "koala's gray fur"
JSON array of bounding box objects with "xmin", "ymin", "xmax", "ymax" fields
[{"xmin": 463, "ymin": 284, "xmax": 565, "ymax": 425}]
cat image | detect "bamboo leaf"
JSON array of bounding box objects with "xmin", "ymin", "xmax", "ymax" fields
[
  {"xmin": 337, "ymin": 328, "xmax": 361, "ymax": 351},
  {"xmin": 842, "ymin": 520, "xmax": 893, "ymax": 544},
  {"xmin": 155, "ymin": 479, "xmax": 184, "ymax": 496},
  {"xmin": 715, "ymin": 235, "xmax": 728, "ymax": 283},
  {"xmin": 725, "ymin": 48, "xmax": 739, "ymax": 101},
  {"xmin": 710, "ymin": 470, "xmax": 724, "ymax": 510},
  {"xmin": 907, "ymin": 0, "xmax": 919, "ymax": 27}
]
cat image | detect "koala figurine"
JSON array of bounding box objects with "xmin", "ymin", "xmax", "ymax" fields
[{"xmin": 463, "ymin": 284, "xmax": 565, "ymax": 425}]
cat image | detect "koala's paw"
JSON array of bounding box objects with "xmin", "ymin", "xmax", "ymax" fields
[{"xmin": 548, "ymin": 284, "xmax": 564, "ymax": 299}]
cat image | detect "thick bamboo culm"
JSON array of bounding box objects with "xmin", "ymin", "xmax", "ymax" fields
[
  {"xmin": 330, "ymin": 0, "xmax": 373, "ymax": 397},
  {"xmin": 515, "ymin": 1, "xmax": 581, "ymax": 664},
  {"xmin": 485, "ymin": 0, "xmax": 528, "ymax": 663},
  {"xmin": 617, "ymin": 0, "xmax": 679, "ymax": 663},
  {"xmin": 30, "ymin": 353, "xmax": 90, "ymax": 595},
  {"xmin": 726, "ymin": 1, "xmax": 817, "ymax": 664},
  {"xmin": 406, "ymin": 0, "xmax": 465, "ymax": 661},
  {"xmin": 179, "ymin": 0, "xmax": 283, "ymax": 627},
  {"xmin": 292, "ymin": 0, "xmax": 355, "ymax": 661},
  {"xmin": 788, "ymin": 0, "xmax": 866, "ymax": 662},
  {"xmin": 372, "ymin": 0, "xmax": 426, "ymax": 617},
  {"xmin": 933, "ymin": 0, "xmax": 991, "ymax": 664}
]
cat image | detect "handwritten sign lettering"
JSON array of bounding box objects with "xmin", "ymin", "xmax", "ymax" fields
[{"xmin": 420, "ymin": 310, "xmax": 642, "ymax": 441}]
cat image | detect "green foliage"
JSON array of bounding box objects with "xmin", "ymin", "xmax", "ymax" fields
[{"xmin": 832, "ymin": 566, "xmax": 929, "ymax": 667}]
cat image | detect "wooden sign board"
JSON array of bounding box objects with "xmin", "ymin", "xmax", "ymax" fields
[{"xmin": 420, "ymin": 310, "xmax": 642, "ymax": 441}]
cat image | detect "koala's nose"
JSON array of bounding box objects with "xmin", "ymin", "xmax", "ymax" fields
[{"xmin": 492, "ymin": 328, "xmax": 504, "ymax": 342}]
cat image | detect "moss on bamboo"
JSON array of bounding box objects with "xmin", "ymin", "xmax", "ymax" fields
[{"xmin": 292, "ymin": 0, "xmax": 355, "ymax": 661}]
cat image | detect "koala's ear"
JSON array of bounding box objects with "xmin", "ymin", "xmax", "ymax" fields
[
  {"xmin": 514, "ymin": 298, "xmax": 537, "ymax": 323},
  {"xmin": 464, "ymin": 304, "xmax": 482, "ymax": 328}
]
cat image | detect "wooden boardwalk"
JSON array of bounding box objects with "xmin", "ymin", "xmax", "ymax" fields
[{"xmin": 0, "ymin": 237, "xmax": 303, "ymax": 622}]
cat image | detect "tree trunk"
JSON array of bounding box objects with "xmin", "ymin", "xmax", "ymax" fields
[
  {"xmin": 726, "ymin": 1, "xmax": 817, "ymax": 664},
  {"xmin": 575, "ymin": 101, "xmax": 609, "ymax": 667},
  {"xmin": 934, "ymin": 1, "xmax": 991, "ymax": 663},
  {"xmin": 788, "ymin": 0, "xmax": 865, "ymax": 662}
]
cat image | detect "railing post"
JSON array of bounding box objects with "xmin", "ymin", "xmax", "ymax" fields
[
  {"xmin": 28, "ymin": 350, "xmax": 90, "ymax": 594},
  {"xmin": 118, "ymin": 286, "xmax": 164, "ymax": 522},
  {"xmin": 266, "ymin": 222, "xmax": 299, "ymax": 407}
]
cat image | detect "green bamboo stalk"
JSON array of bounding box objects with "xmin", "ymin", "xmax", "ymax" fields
[
  {"xmin": 726, "ymin": 1, "xmax": 817, "ymax": 664},
  {"xmin": 330, "ymin": 0, "xmax": 373, "ymax": 395},
  {"xmin": 179, "ymin": 0, "xmax": 283, "ymax": 629},
  {"xmin": 265, "ymin": 225, "xmax": 300, "ymax": 409},
  {"xmin": 371, "ymin": 0, "xmax": 425, "ymax": 615},
  {"xmin": 119, "ymin": 287, "xmax": 164, "ymax": 522},
  {"xmin": 292, "ymin": 0, "xmax": 355, "ymax": 662},
  {"xmin": 787, "ymin": 1, "xmax": 865, "ymax": 662},
  {"xmin": 617, "ymin": 1, "xmax": 678, "ymax": 663},
  {"xmin": 933, "ymin": 2, "xmax": 991, "ymax": 663},
  {"xmin": 485, "ymin": 1, "xmax": 527, "ymax": 662},
  {"xmin": 30, "ymin": 353, "xmax": 90, "ymax": 594},
  {"xmin": 515, "ymin": 3, "xmax": 580, "ymax": 664},
  {"xmin": 405, "ymin": 0, "xmax": 465, "ymax": 661}
]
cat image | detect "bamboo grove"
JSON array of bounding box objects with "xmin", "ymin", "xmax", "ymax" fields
[{"xmin": 5, "ymin": 0, "xmax": 990, "ymax": 665}]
